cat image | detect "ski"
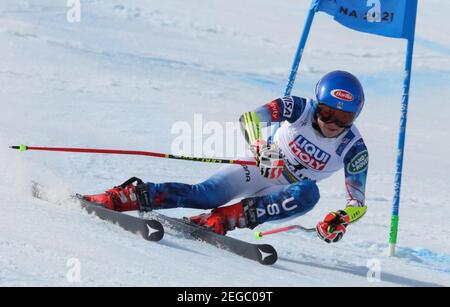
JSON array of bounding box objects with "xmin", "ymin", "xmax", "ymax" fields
[
  {"xmin": 31, "ymin": 182, "xmax": 164, "ymax": 242},
  {"xmin": 76, "ymin": 195, "xmax": 165, "ymax": 242},
  {"xmin": 31, "ymin": 182, "xmax": 276, "ymax": 264},
  {"xmin": 148, "ymin": 211, "xmax": 278, "ymax": 265}
]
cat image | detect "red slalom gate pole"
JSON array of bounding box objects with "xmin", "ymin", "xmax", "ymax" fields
[{"xmin": 9, "ymin": 144, "xmax": 257, "ymax": 166}]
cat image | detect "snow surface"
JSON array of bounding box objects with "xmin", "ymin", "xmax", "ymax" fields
[{"xmin": 1, "ymin": 0, "xmax": 449, "ymax": 286}]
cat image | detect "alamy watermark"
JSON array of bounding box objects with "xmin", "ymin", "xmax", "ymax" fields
[
  {"xmin": 170, "ymin": 114, "xmax": 270, "ymax": 159},
  {"xmin": 66, "ymin": 257, "xmax": 81, "ymax": 283},
  {"xmin": 66, "ymin": 0, "xmax": 81, "ymax": 23},
  {"xmin": 366, "ymin": 258, "xmax": 381, "ymax": 283}
]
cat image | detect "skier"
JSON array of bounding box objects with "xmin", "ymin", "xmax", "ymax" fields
[{"xmin": 84, "ymin": 70, "xmax": 368, "ymax": 243}]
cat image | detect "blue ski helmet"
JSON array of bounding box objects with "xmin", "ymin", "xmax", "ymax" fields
[{"xmin": 315, "ymin": 71, "xmax": 365, "ymax": 119}]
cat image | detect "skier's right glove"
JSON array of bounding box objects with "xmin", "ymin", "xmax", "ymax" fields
[
  {"xmin": 249, "ymin": 139, "xmax": 269, "ymax": 160},
  {"xmin": 250, "ymin": 140, "xmax": 285, "ymax": 179}
]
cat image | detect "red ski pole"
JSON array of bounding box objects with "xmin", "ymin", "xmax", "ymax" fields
[
  {"xmin": 254, "ymin": 225, "xmax": 315, "ymax": 239},
  {"xmin": 9, "ymin": 144, "xmax": 257, "ymax": 166}
]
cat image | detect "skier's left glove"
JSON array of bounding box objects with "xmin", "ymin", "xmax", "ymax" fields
[{"xmin": 316, "ymin": 210, "xmax": 350, "ymax": 243}]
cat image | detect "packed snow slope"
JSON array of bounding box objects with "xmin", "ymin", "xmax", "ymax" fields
[{"xmin": 1, "ymin": 0, "xmax": 450, "ymax": 286}]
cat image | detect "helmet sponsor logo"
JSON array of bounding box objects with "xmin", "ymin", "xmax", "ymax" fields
[
  {"xmin": 265, "ymin": 100, "xmax": 281, "ymax": 121},
  {"xmin": 347, "ymin": 150, "xmax": 368, "ymax": 174},
  {"xmin": 331, "ymin": 89, "xmax": 354, "ymax": 101},
  {"xmin": 288, "ymin": 135, "xmax": 331, "ymax": 171}
]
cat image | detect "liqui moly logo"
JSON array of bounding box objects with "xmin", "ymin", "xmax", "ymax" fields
[
  {"xmin": 288, "ymin": 135, "xmax": 331, "ymax": 170},
  {"xmin": 331, "ymin": 89, "xmax": 353, "ymax": 101}
]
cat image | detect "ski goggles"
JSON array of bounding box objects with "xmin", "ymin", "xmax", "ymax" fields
[{"xmin": 316, "ymin": 104, "xmax": 356, "ymax": 128}]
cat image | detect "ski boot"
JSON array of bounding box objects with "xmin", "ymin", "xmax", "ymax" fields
[{"xmin": 84, "ymin": 177, "xmax": 153, "ymax": 212}]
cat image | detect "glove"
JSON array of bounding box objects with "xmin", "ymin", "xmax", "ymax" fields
[
  {"xmin": 250, "ymin": 140, "xmax": 285, "ymax": 179},
  {"xmin": 249, "ymin": 139, "xmax": 269, "ymax": 162},
  {"xmin": 316, "ymin": 210, "xmax": 350, "ymax": 243}
]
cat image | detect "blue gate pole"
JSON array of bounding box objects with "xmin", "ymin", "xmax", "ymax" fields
[
  {"xmin": 389, "ymin": 35, "xmax": 417, "ymax": 257},
  {"xmin": 270, "ymin": 0, "xmax": 319, "ymax": 142}
]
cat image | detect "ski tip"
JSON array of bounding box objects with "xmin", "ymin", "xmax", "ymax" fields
[
  {"xmin": 145, "ymin": 220, "xmax": 165, "ymax": 242},
  {"xmin": 256, "ymin": 244, "xmax": 278, "ymax": 265}
]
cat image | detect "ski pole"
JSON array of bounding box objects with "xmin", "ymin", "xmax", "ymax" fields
[
  {"xmin": 254, "ymin": 224, "xmax": 315, "ymax": 239},
  {"xmin": 9, "ymin": 144, "xmax": 257, "ymax": 166}
]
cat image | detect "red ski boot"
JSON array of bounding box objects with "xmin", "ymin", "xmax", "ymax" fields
[
  {"xmin": 189, "ymin": 199, "xmax": 259, "ymax": 235},
  {"xmin": 84, "ymin": 177, "xmax": 152, "ymax": 212}
]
